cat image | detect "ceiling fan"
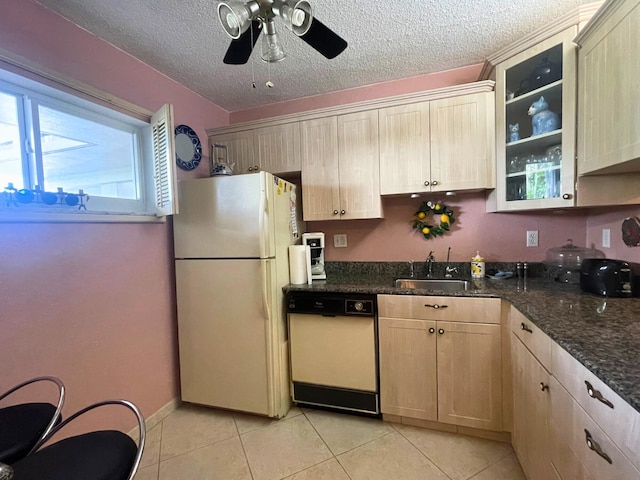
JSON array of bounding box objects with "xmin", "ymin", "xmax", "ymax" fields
[{"xmin": 217, "ymin": 0, "xmax": 348, "ymax": 64}]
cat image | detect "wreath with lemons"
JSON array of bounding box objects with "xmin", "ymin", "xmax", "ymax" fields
[{"xmin": 412, "ymin": 201, "xmax": 456, "ymax": 239}]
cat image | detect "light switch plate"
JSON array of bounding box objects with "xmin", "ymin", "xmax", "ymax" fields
[
  {"xmin": 334, "ymin": 233, "xmax": 348, "ymax": 248},
  {"xmin": 602, "ymin": 228, "xmax": 611, "ymax": 248}
]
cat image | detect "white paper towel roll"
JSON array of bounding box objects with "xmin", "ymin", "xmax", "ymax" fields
[{"xmin": 288, "ymin": 245, "xmax": 309, "ymax": 285}]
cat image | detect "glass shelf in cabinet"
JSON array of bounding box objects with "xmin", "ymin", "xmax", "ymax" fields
[
  {"xmin": 506, "ymin": 164, "xmax": 561, "ymax": 178},
  {"xmin": 506, "ymin": 130, "xmax": 562, "ymax": 157},
  {"xmin": 506, "ymin": 80, "xmax": 563, "ymax": 107}
]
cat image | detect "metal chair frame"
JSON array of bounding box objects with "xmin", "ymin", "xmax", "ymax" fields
[
  {"xmin": 30, "ymin": 399, "xmax": 146, "ymax": 480},
  {"xmin": 0, "ymin": 376, "xmax": 66, "ymax": 456}
]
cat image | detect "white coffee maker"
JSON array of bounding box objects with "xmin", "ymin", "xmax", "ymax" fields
[{"xmin": 302, "ymin": 232, "xmax": 326, "ymax": 280}]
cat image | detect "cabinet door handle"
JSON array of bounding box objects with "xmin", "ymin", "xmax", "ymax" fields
[
  {"xmin": 540, "ymin": 382, "xmax": 549, "ymax": 391},
  {"xmin": 520, "ymin": 323, "xmax": 533, "ymax": 333},
  {"xmin": 424, "ymin": 181, "xmax": 430, "ymax": 186},
  {"xmin": 585, "ymin": 381, "xmax": 614, "ymax": 409},
  {"xmin": 585, "ymin": 429, "xmax": 613, "ymax": 464},
  {"xmin": 340, "ymin": 210, "xmax": 346, "ymax": 215},
  {"xmin": 428, "ymin": 327, "xmax": 435, "ymax": 334},
  {"xmin": 431, "ymin": 180, "xmax": 439, "ymax": 186},
  {"xmin": 562, "ymin": 193, "xmax": 573, "ymax": 200},
  {"xmin": 333, "ymin": 210, "xmax": 339, "ymax": 215},
  {"xmin": 248, "ymin": 166, "xmax": 254, "ymax": 172},
  {"xmin": 254, "ymin": 165, "xmax": 259, "ymax": 171},
  {"xmin": 424, "ymin": 304, "xmax": 448, "ymax": 309},
  {"xmin": 438, "ymin": 328, "xmax": 445, "ymax": 335}
]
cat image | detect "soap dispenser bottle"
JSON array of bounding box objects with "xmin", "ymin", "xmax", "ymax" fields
[{"xmin": 471, "ymin": 251, "xmax": 485, "ymax": 278}]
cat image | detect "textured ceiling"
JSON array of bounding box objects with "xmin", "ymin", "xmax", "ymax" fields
[{"xmin": 35, "ymin": 0, "xmax": 594, "ymax": 113}]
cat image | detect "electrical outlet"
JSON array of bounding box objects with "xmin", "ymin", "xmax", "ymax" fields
[
  {"xmin": 602, "ymin": 228, "xmax": 611, "ymax": 248},
  {"xmin": 334, "ymin": 233, "xmax": 348, "ymax": 248},
  {"xmin": 526, "ymin": 230, "xmax": 539, "ymax": 247}
]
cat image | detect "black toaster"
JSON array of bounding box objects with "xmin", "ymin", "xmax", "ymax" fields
[{"xmin": 580, "ymin": 258, "xmax": 640, "ymax": 297}]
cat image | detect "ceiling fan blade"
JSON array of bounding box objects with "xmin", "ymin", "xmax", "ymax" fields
[
  {"xmin": 300, "ymin": 17, "xmax": 347, "ymax": 59},
  {"xmin": 223, "ymin": 20, "xmax": 262, "ymax": 65}
]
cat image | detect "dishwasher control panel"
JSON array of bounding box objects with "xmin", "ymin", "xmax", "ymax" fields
[{"xmin": 287, "ymin": 292, "xmax": 376, "ymax": 316}]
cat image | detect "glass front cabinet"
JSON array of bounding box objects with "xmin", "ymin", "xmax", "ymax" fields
[{"xmin": 493, "ymin": 27, "xmax": 578, "ymax": 211}]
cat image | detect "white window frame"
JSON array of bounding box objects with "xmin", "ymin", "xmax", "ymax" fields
[{"xmin": 0, "ymin": 68, "xmax": 177, "ymax": 223}]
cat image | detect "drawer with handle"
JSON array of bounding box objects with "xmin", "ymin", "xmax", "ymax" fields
[
  {"xmin": 552, "ymin": 342, "xmax": 640, "ymax": 471},
  {"xmin": 550, "ymin": 376, "xmax": 640, "ymax": 480},
  {"xmin": 378, "ymin": 295, "xmax": 501, "ymax": 323},
  {"xmin": 510, "ymin": 306, "xmax": 552, "ymax": 369}
]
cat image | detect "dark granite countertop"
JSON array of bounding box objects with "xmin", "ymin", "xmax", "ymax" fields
[{"xmin": 284, "ymin": 262, "xmax": 640, "ymax": 414}]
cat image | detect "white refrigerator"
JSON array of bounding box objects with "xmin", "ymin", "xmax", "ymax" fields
[{"xmin": 173, "ymin": 172, "xmax": 301, "ymax": 418}]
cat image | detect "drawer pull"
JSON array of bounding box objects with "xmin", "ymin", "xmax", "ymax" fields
[
  {"xmin": 438, "ymin": 328, "xmax": 444, "ymax": 335},
  {"xmin": 428, "ymin": 327, "xmax": 435, "ymax": 334},
  {"xmin": 424, "ymin": 304, "xmax": 448, "ymax": 309},
  {"xmin": 540, "ymin": 382, "xmax": 549, "ymax": 392},
  {"xmin": 585, "ymin": 381, "xmax": 614, "ymax": 409},
  {"xmin": 520, "ymin": 323, "xmax": 533, "ymax": 333},
  {"xmin": 585, "ymin": 429, "xmax": 613, "ymax": 464}
]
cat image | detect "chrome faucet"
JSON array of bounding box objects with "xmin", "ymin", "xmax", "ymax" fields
[
  {"xmin": 445, "ymin": 247, "xmax": 458, "ymax": 278},
  {"xmin": 425, "ymin": 251, "xmax": 435, "ymax": 278}
]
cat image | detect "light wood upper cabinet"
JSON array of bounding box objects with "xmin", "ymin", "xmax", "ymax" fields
[
  {"xmin": 576, "ymin": 0, "xmax": 640, "ymax": 175},
  {"xmin": 254, "ymin": 122, "xmax": 301, "ymax": 174},
  {"xmin": 378, "ymin": 294, "xmax": 502, "ymax": 431},
  {"xmin": 209, "ymin": 130, "xmax": 256, "ymax": 175},
  {"xmin": 300, "ymin": 116, "xmax": 340, "ymax": 220},
  {"xmin": 430, "ymin": 93, "xmax": 495, "ymax": 192},
  {"xmin": 337, "ymin": 111, "xmax": 382, "ymax": 220},
  {"xmin": 491, "ymin": 27, "xmax": 578, "ymax": 211},
  {"xmin": 300, "ymin": 111, "xmax": 382, "ymax": 221},
  {"xmin": 379, "ymin": 102, "xmax": 431, "ymax": 195},
  {"xmin": 378, "ymin": 92, "xmax": 494, "ymax": 195}
]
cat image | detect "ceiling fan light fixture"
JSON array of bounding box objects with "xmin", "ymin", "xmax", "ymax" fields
[
  {"xmin": 261, "ymin": 30, "xmax": 286, "ymax": 63},
  {"xmin": 272, "ymin": 0, "xmax": 312, "ymax": 36},
  {"xmin": 217, "ymin": 0, "xmax": 259, "ymax": 39}
]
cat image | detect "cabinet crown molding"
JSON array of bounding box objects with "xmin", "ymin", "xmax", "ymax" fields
[
  {"xmin": 207, "ymin": 80, "xmax": 494, "ymax": 136},
  {"xmin": 477, "ymin": 1, "xmax": 603, "ymax": 80},
  {"xmin": 574, "ymin": 0, "xmax": 632, "ymax": 46}
]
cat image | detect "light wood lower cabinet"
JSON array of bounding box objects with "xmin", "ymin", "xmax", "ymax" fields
[
  {"xmin": 510, "ymin": 305, "xmax": 640, "ymax": 480},
  {"xmin": 511, "ymin": 333, "xmax": 553, "ymax": 480},
  {"xmin": 378, "ymin": 295, "xmax": 502, "ymax": 431},
  {"xmin": 550, "ymin": 376, "xmax": 640, "ymax": 480},
  {"xmin": 378, "ymin": 317, "xmax": 437, "ymax": 420}
]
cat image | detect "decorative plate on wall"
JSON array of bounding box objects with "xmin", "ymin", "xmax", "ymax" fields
[{"xmin": 175, "ymin": 124, "xmax": 202, "ymax": 171}]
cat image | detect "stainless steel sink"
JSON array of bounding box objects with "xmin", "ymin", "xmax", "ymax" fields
[{"xmin": 394, "ymin": 278, "xmax": 471, "ymax": 291}]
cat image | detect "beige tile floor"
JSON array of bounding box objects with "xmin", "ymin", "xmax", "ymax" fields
[{"xmin": 134, "ymin": 404, "xmax": 526, "ymax": 480}]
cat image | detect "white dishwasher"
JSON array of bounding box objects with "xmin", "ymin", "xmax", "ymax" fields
[{"xmin": 287, "ymin": 292, "xmax": 379, "ymax": 415}]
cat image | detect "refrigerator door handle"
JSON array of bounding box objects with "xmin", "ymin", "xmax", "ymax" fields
[
  {"xmin": 261, "ymin": 261, "xmax": 272, "ymax": 321},
  {"xmin": 259, "ymin": 174, "xmax": 270, "ymax": 259}
]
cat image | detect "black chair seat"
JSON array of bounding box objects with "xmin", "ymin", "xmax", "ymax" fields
[
  {"xmin": 0, "ymin": 403, "xmax": 58, "ymax": 464},
  {"xmin": 11, "ymin": 430, "xmax": 137, "ymax": 480}
]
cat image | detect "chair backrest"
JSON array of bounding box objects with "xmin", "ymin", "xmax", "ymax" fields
[
  {"xmin": 0, "ymin": 377, "xmax": 65, "ymax": 460},
  {"xmin": 30, "ymin": 399, "xmax": 146, "ymax": 480}
]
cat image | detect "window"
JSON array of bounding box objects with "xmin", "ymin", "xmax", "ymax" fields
[{"xmin": 0, "ymin": 70, "xmax": 176, "ymax": 220}]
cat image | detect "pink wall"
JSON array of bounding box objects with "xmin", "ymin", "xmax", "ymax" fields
[
  {"xmin": 0, "ymin": 0, "xmax": 228, "ymax": 436},
  {"xmin": 230, "ymin": 64, "xmax": 484, "ymax": 123},
  {"xmin": 309, "ymin": 193, "xmax": 589, "ymax": 263},
  {"xmin": 586, "ymin": 206, "xmax": 640, "ymax": 263}
]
